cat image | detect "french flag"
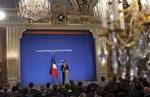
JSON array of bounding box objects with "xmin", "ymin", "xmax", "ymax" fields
[{"xmin": 50, "ymin": 54, "xmax": 58, "ymax": 79}]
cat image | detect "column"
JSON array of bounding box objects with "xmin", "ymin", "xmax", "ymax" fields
[{"xmin": 6, "ymin": 26, "xmax": 22, "ymax": 85}]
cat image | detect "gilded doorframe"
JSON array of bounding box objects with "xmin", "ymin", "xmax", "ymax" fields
[{"xmin": 6, "ymin": 24, "xmax": 108, "ymax": 84}]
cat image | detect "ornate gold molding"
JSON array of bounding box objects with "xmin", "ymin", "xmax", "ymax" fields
[{"xmin": 6, "ymin": 25, "xmax": 107, "ymax": 83}]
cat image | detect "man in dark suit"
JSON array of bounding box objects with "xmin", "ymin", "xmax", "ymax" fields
[{"xmin": 61, "ymin": 60, "xmax": 69, "ymax": 85}]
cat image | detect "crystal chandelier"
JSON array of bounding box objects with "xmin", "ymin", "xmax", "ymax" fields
[
  {"xmin": 94, "ymin": 0, "xmax": 150, "ymax": 47},
  {"xmin": 18, "ymin": 0, "xmax": 51, "ymax": 21},
  {"xmin": 94, "ymin": 0, "xmax": 150, "ymax": 80}
]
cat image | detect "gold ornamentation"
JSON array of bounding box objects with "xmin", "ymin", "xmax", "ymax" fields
[{"xmin": 17, "ymin": 0, "xmax": 51, "ymax": 21}]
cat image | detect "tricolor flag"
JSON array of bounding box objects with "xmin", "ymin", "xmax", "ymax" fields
[{"xmin": 50, "ymin": 54, "xmax": 58, "ymax": 79}]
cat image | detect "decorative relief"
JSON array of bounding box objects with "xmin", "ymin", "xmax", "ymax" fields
[
  {"xmin": 51, "ymin": 3, "xmax": 66, "ymax": 24},
  {"xmin": 51, "ymin": 3, "xmax": 67, "ymax": 13}
]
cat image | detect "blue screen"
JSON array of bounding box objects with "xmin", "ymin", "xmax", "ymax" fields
[{"xmin": 20, "ymin": 33, "xmax": 96, "ymax": 86}]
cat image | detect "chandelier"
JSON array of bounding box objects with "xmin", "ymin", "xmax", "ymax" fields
[
  {"xmin": 94, "ymin": 0, "xmax": 150, "ymax": 80},
  {"xmin": 94, "ymin": 0, "xmax": 150, "ymax": 47},
  {"xmin": 18, "ymin": 0, "xmax": 51, "ymax": 21}
]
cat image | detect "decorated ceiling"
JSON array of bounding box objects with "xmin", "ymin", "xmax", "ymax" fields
[{"xmin": 0, "ymin": 0, "xmax": 97, "ymax": 14}]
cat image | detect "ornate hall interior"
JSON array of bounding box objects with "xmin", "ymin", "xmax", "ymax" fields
[{"xmin": 0, "ymin": 0, "xmax": 149, "ymax": 87}]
